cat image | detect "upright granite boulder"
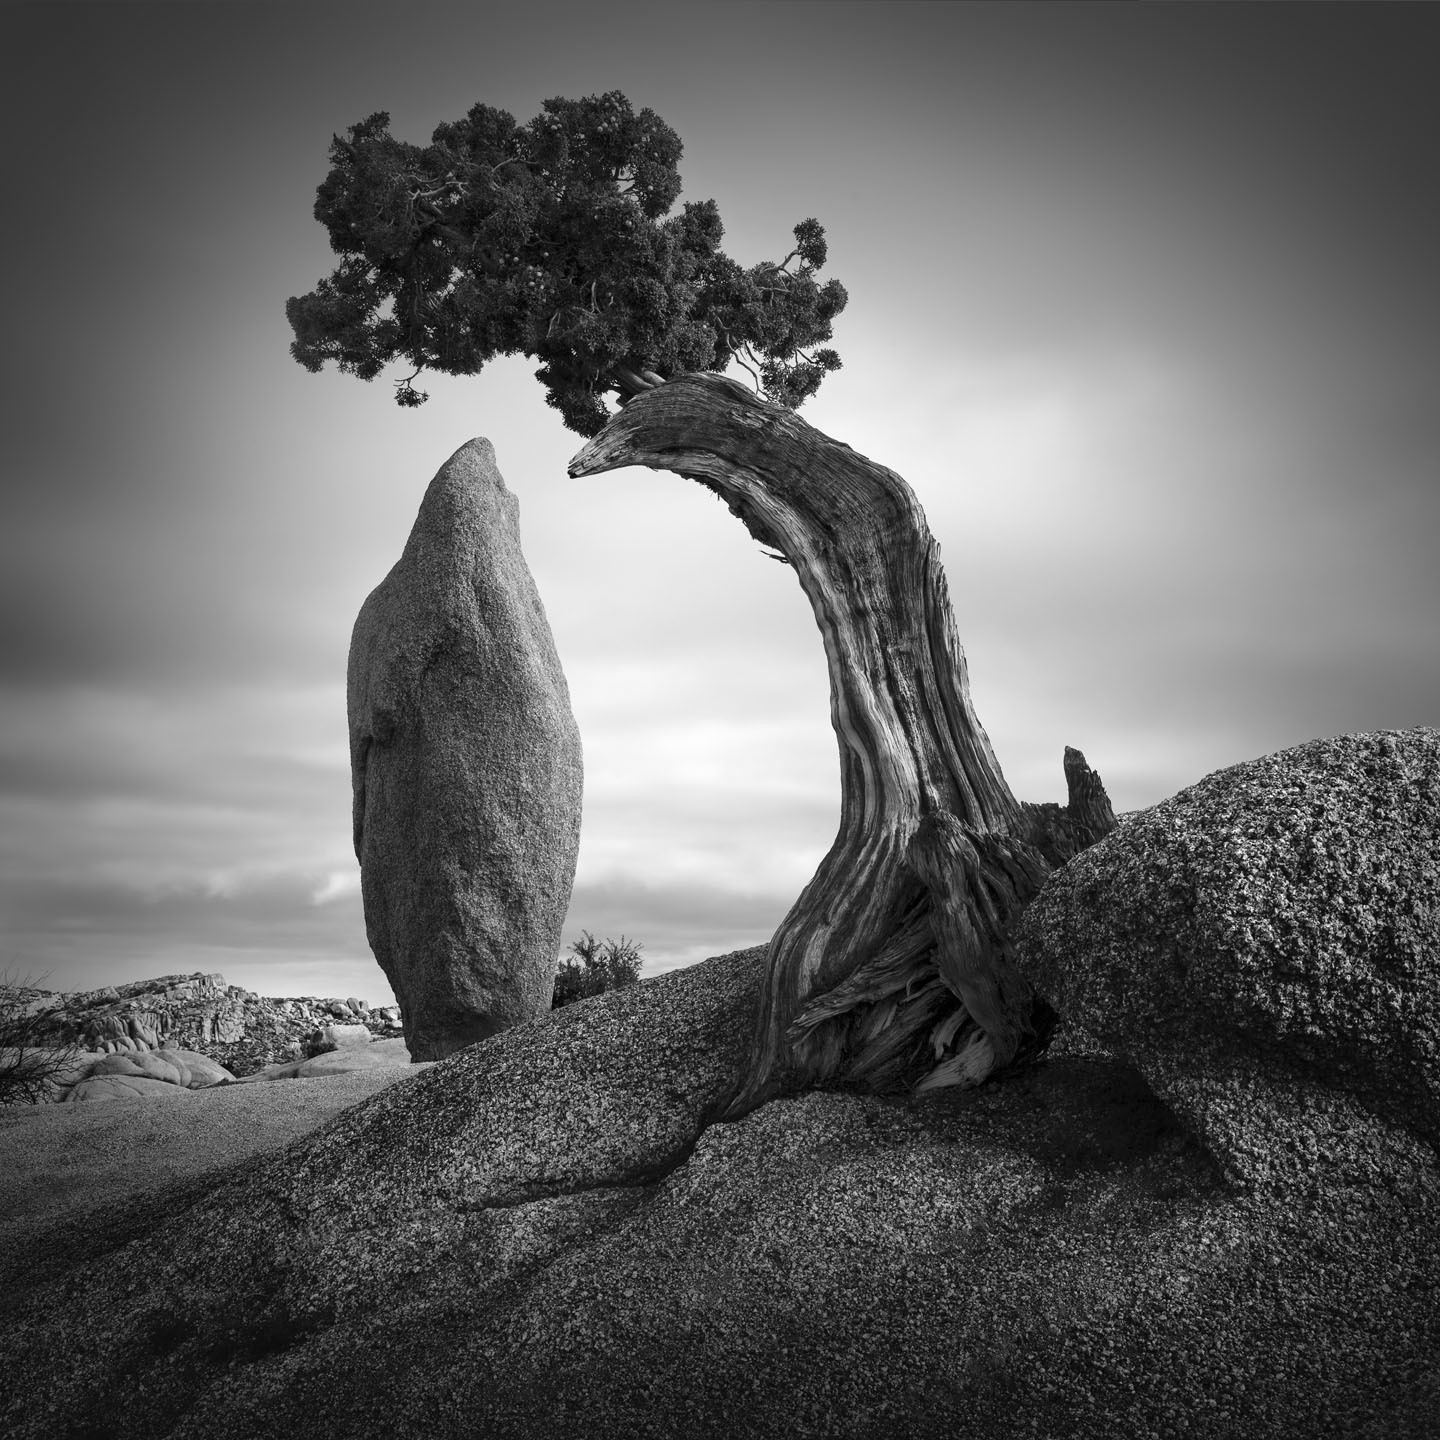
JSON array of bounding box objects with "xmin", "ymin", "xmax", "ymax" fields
[
  {"xmin": 348, "ymin": 438, "xmax": 583, "ymax": 1060},
  {"xmin": 1016, "ymin": 727, "xmax": 1440, "ymax": 1188}
]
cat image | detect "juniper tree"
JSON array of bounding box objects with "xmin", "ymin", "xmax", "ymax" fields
[
  {"xmin": 287, "ymin": 91, "xmax": 846, "ymax": 435},
  {"xmin": 291, "ymin": 94, "xmax": 1116, "ymax": 1113}
]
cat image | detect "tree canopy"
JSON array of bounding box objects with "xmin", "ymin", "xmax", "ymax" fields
[{"xmin": 286, "ymin": 91, "xmax": 847, "ymax": 435}]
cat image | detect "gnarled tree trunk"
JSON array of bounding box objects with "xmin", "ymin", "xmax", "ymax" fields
[{"xmin": 569, "ymin": 373, "xmax": 1114, "ymax": 1116}]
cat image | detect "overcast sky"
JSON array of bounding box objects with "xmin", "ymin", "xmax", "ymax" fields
[{"xmin": 3, "ymin": 2, "xmax": 1436, "ymax": 1003}]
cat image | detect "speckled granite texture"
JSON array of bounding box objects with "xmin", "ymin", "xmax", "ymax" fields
[
  {"xmin": 1016, "ymin": 726, "xmax": 1440, "ymax": 1190},
  {"xmin": 348, "ymin": 437, "xmax": 583, "ymax": 1059},
  {"xmin": 2, "ymin": 904, "xmax": 1437, "ymax": 1435}
]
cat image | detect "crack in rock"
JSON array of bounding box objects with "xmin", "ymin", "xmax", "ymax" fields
[{"xmin": 457, "ymin": 1104, "xmax": 733, "ymax": 1212}]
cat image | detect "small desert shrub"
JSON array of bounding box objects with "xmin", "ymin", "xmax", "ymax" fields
[
  {"xmin": 552, "ymin": 932, "xmax": 644, "ymax": 1009},
  {"xmin": 0, "ymin": 972, "xmax": 84, "ymax": 1104}
]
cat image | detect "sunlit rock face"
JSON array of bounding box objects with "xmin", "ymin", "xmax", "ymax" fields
[
  {"xmin": 348, "ymin": 438, "xmax": 583, "ymax": 1061},
  {"xmin": 1016, "ymin": 726, "xmax": 1440, "ymax": 1188}
]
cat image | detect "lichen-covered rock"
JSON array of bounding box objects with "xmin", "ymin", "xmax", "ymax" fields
[
  {"xmin": 1016, "ymin": 727, "xmax": 1440, "ymax": 1187},
  {"xmin": 348, "ymin": 438, "xmax": 583, "ymax": 1060}
]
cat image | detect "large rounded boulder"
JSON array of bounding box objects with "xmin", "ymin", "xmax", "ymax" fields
[{"xmin": 1016, "ymin": 727, "xmax": 1440, "ymax": 1187}]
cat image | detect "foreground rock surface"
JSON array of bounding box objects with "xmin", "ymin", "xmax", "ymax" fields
[
  {"xmin": 2, "ymin": 942, "xmax": 1436, "ymax": 1439},
  {"xmin": 1017, "ymin": 726, "xmax": 1440, "ymax": 1190},
  {"xmin": 0, "ymin": 1067, "xmax": 431, "ymax": 1297},
  {"xmin": 348, "ymin": 437, "xmax": 583, "ymax": 1061}
]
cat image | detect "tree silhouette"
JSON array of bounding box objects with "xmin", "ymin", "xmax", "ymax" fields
[{"xmin": 287, "ymin": 91, "xmax": 846, "ymax": 435}]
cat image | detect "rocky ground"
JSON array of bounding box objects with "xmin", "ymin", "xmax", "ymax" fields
[
  {"xmin": 1, "ymin": 946, "xmax": 1435, "ymax": 1439},
  {"xmin": 3, "ymin": 730, "xmax": 1436, "ymax": 1436},
  {"xmin": 0, "ymin": 1065, "xmax": 429, "ymax": 1296}
]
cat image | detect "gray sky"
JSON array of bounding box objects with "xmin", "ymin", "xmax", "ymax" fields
[{"xmin": 3, "ymin": 2, "xmax": 1437, "ymax": 1001}]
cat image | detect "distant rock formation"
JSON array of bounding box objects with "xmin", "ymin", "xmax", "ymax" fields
[
  {"xmin": 15, "ymin": 971, "xmax": 404, "ymax": 1085},
  {"xmin": 1017, "ymin": 726, "xmax": 1440, "ymax": 1189},
  {"xmin": 65, "ymin": 1046, "xmax": 234, "ymax": 1102},
  {"xmin": 347, "ymin": 438, "xmax": 583, "ymax": 1060},
  {"xmin": 70, "ymin": 1046, "xmax": 234, "ymax": 1094},
  {"xmin": 64, "ymin": 1073, "xmax": 195, "ymax": 1103},
  {"xmin": 234, "ymin": 1037, "xmax": 417, "ymax": 1084}
]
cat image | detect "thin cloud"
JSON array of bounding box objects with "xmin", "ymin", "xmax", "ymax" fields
[{"xmin": 310, "ymin": 870, "xmax": 361, "ymax": 907}]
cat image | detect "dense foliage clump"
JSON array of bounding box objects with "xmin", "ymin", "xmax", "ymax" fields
[
  {"xmin": 287, "ymin": 90, "xmax": 846, "ymax": 434},
  {"xmin": 552, "ymin": 931, "xmax": 644, "ymax": 1008}
]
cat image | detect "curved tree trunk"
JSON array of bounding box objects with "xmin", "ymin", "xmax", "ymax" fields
[{"xmin": 569, "ymin": 373, "xmax": 1114, "ymax": 1116}]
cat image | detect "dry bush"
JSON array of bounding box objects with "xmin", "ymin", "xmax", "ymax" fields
[
  {"xmin": 552, "ymin": 933, "xmax": 645, "ymax": 1009},
  {"xmin": 0, "ymin": 972, "xmax": 84, "ymax": 1104}
]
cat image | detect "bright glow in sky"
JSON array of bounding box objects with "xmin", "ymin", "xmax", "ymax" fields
[{"xmin": 2, "ymin": 2, "xmax": 1437, "ymax": 1001}]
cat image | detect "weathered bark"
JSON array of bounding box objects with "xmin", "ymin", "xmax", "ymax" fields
[
  {"xmin": 1021, "ymin": 745, "xmax": 1119, "ymax": 868},
  {"xmin": 569, "ymin": 373, "xmax": 1114, "ymax": 1115}
]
